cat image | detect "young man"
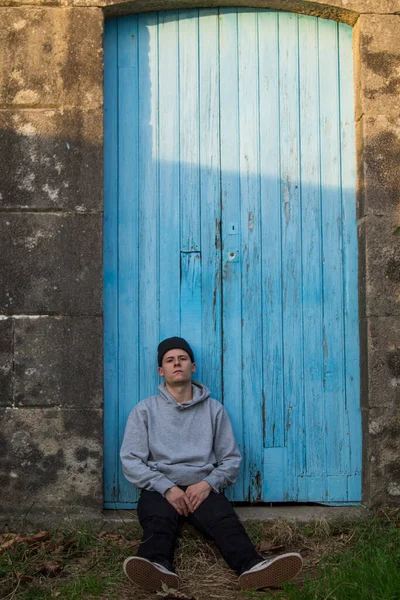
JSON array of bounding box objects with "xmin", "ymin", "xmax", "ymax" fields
[{"xmin": 120, "ymin": 337, "xmax": 302, "ymax": 591}]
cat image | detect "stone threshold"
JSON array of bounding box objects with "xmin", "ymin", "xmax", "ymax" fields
[{"xmin": 0, "ymin": 505, "xmax": 371, "ymax": 532}]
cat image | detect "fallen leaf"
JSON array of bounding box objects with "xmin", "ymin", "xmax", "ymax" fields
[
  {"xmin": 25, "ymin": 531, "xmax": 50, "ymax": 544},
  {"xmin": 0, "ymin": 536, "xmax": 24, "ymax": 552}
]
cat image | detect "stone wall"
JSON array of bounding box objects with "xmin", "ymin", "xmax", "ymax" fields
[
  {"xmin": 0, "ymin": 0, "xmax": 399, "ymax": 516},
  {"xmin": 353, "ymin": 12, "xmax": 400, "ymax": 506},
  {"xmin": 0, "ymin": 6, "xmax": 104, "ymax": 516}
]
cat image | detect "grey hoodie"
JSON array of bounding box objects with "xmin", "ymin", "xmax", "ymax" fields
[{"xmin": 120, "ymin": 381, "xmax": 242, "ymax": 495}]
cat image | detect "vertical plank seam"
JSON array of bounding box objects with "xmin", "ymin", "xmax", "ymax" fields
[
  {"xmin": 337, "ymin": 23, "xmax": 350, "ymax": 492},
  {"xmin": 217, "ymin": 8, "xmax": 223, "ymax": 407},
  {"xmin": 296, "ymin": 14, "xmax": 306, "ymax": 491},
  {"xmin": 136, "ymin": 15, "xmax": 141, "ymax": 403},
  {"xmin": 316, "ymin": 18, "xmax": 327, "ymax": 492},
  {"xmin": 178, "ymin": 12, "xmax": 182, "ymax": 336},
  {"xmin": 236, "ymin": 8, "xmax": 246, "ymax": 499},
  {"xmin": 115, "ymin": 17, "xmax": 121, "ymax": 502},
  {"xmin": 277, "ymin": 13, "xmax": 285, "ymax": 453},
  {"xmin": 255, "ymin": 11, "xmax": 265, "ymax": 497},
  {"xmin": 156, "ymin": 13, "xmax": 161, "ymax": 356},
  {"xmin": 334, "ymin": 21, "xmax": 346, "ymax": 484},
  {"xmin": 197, "ymin": 10, "xmax": 203, "ymax": 355}
]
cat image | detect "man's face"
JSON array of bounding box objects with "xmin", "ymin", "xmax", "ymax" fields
[{"xmin": 158, "ymin": 349, "xmax": 196, "ymax": 385}]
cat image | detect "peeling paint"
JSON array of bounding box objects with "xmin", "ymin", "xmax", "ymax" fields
[
  {"xmin": 248, "ymin": 211, "xmax": 254, "ymax": 231},
  {"xmin": 282, "ymin": 178, "xmax": 291, "ymax": 223},
  {"xmin": 323, "ymin": 326, "xmax": 328, "ymax": 388}
]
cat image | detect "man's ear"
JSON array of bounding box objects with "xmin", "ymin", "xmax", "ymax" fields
[
  {"xmin": 191, "ymin": 362, "xmax": 196, "ymax": 373},
  {"xmin": 158, "ymin": 366, "xmax": 164, "ymax": 377}
]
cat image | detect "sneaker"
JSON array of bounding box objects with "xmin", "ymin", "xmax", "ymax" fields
[
  {"xmin": 123, "ymin": 556, "xmax": 179, "ymax": 591},
  {"xmin": 239, "ymin": 553, "xmax": 303, "ymax": 590}
]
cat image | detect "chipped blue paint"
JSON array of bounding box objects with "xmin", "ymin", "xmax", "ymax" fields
[{"xmin": 104, "ymin": 9, "xmax": 361, "ymax": 509}]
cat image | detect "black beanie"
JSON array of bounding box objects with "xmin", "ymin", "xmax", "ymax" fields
[{"xmin": 157, "ymin": 337, "xmax": 194, "ymax": 367}]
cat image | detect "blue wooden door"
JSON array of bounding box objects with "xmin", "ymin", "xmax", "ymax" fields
[{"xmin": 104, "ymin": 9, "xmax": 361, "ymax": 508}]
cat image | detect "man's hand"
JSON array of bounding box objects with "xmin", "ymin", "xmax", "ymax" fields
[
  {"xmin": 164, "ymin": 486, "xmax": 192, "ymax": 516},
  {"xmin": 186, "ymin": 481, "xmax": 212, "ymax": 512}
]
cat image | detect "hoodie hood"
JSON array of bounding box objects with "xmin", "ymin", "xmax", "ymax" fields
[{"xmin": 158, "ymin": 380, "xmax": 210, "ymax": 408}]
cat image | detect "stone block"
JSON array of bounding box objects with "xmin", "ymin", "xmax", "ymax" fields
[
  {"xmin": 367, "ymin": 317, "xmax": 400, "ymax": 409},
  {"xmin": 0, "ymin": 0, "xmax": 399, "ymax": 14},
  {"xmin": 365, "ymin": 215, "xmax": 400, "ymax": 317},
  {"xmin": 13, "ymin": 316, "xmax": 102, "ymax": 407},
  {"xmin": 358, "ymin": 218, "xmax": 367, "ymax": 319},
  {"xmin": 0, "ymin": 7, "xmax": 102, "ymax": 107},
  {"xmin": 354, "ymin": 15, "xmax": 400, "ymax": 119},
  {"xmin": 0, "ymin": 109, "xmax": 102, "ymax": 211},
  {"xmin": 367, "ymin": 405, "xmax": 400, "ymax": 506},
  {"xmin": 0, "ymin": 213, "xmax": 102, "ymax": 315},
  {"xmin": 0, "ymin": 319, "xmax": 13, "ymax": 406},
  {"xmin": 100, "ymin": 0, "xmax": 399, "ymax": 22},
  {"xmin": 101, "ymin": 0, "xmax": 357, "ymax": 24},
  {"xmin": 356, "ymin": 115, "xmax": 400, "ymax": 217},
  {"xmin": 0, "ymin": 407, "xmax": 103, "ymax": 511}
]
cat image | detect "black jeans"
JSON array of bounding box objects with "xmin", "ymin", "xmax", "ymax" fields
[{"xmin": 136, "ymin": 490, "xmax": 262, "ymax": 575}]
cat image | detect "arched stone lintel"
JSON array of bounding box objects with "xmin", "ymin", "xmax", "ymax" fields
[{"xmin": 103, "ymin": 0, "xmax": 358, "ymax": 26}]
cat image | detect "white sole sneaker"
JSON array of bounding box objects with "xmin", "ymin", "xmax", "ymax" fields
[
  {"xmin": 239, "ymin": 553, "xmax": 303, "ymax": 590},
  {"xmin": 123, "ymin": 556, "xmax": 179, "ymax": 591}
]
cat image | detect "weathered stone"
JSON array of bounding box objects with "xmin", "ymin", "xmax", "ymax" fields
[
  {"xmin": 358, "ymin": 218, "xmax": 367, "ymax": 319},
  {"xmin": 366, "ymin": 317, "xmax": 400, "ymax": 409},
  {"xmin": 13, "ymin": 317, "xmax": 102, "ymax": 407},
  {"xmin": 101, "ymin": 0, "xmax": 400, "ymax": 21},
  {"xmin": 101, "ymin": 0, "xmax": 356, "ymax": 23},
  {"xmin": 0, "ymin": 7, "xmax": 103, "ymax": 107},
  {"xmin": 0, "ymin": 213, "xmax": 102, "ymax": 314},
  {"xmin": 367, "ymin": 405, "xmax": 400, "ymax": 506},
  {"xmin": 0, "ymin": 407, "xmax": 103, "ymax": 511},
  {"xmin": 0, "ymin": 0, "xmax": 398, "ymax": 15},
  {"xmin": 356, "ymin": 115, "xmax": 400, "ymax": 218},
  {"xmin": 354, "ymin": 15, "xmax": 400, "ymax": 119},
  {"xmin": 0, "ymin": 319, "xmax": 13, "ymax": 406},
  {"xmin": 365, "ymin": 215, "xmax": 400, "ymax": 317},
  {"xmin": 0, "ymin": 109, "xmax": 102, "ymax": 211}
]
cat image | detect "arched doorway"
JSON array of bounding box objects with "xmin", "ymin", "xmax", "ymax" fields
[{"xmin": 104, "ymin": 8, "xmax": 361, "ymax": 508}]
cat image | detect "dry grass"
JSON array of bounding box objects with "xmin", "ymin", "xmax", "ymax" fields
[
  {"xmin": 2, "ymin": 513, "xmax": 389, "ymax": 600},
  {"xmin": 116, "ymin": 518, "xmax": 356, "ymax": 600}
]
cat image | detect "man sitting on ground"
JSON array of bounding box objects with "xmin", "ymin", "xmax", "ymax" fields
[{"xmin": 120, "ymin": 336, "xmax": 303, "ymax": 591}]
